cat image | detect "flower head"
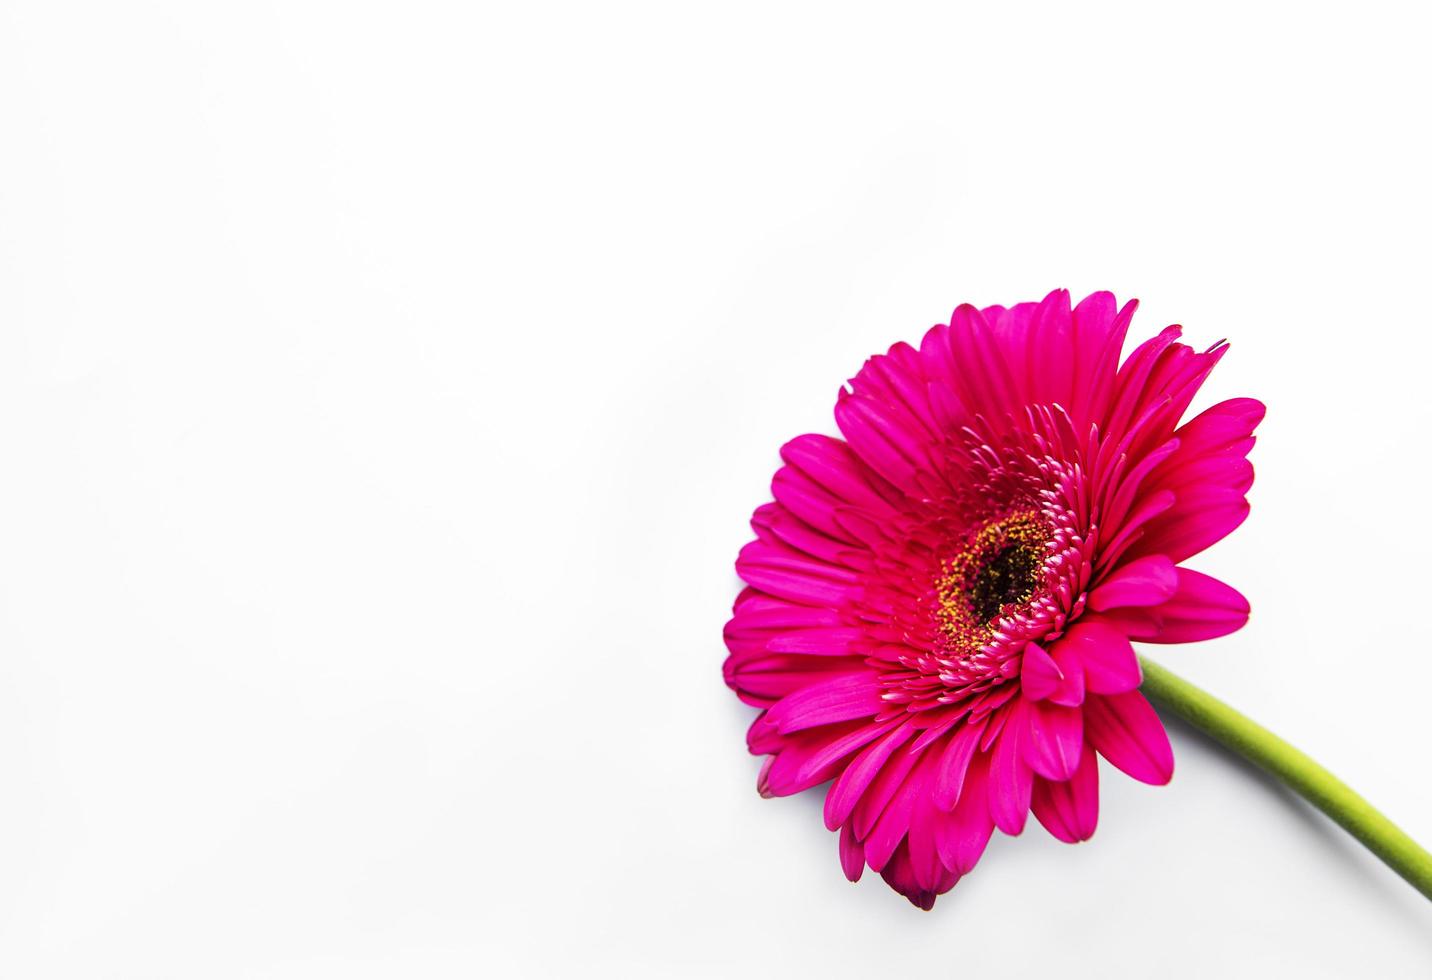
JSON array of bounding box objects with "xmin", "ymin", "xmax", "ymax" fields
[{"xmin": 723, "ymin": 290, "xmax": 1263, "ymax": 908}]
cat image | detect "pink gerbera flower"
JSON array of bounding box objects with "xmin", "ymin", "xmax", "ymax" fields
[{"xmin": 723, "ymin": 289, "xmax": 1263, "ymax": 908}]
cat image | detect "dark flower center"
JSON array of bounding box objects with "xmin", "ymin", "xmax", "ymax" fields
[
  {"xmin": 968, "ymin": 540, "xmax": 1044, "ymax": 622},
  {"xmin": 934, "ymin": 510, "xmax": 1050, "ymax": 658}
]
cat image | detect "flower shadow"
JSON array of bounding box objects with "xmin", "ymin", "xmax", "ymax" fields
[{"xmin": 1160, "ymin": 712, "xmax": 1432, "ymax": 947}]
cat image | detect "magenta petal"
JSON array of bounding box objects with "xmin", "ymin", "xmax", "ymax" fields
[
  {"xmin": 779, "ymin": 432, "xmax": 894, "ymax": 513},
  {"xmin": 1135, "ymin": 495, "xmax": 1250, "ymax": 565},
  {"xmin": 793, "ymin": 719, "xmax": 903, "ymax": 785},
  {"xmin": 1098, "ymin": 488, "xmax": 1176, "ymax": 571},
  {"xmin": 864, "ymin": 761, "xmax": 925, "ymax": 872},
  {"xmin": 823, "ymin": 723, "xmax": 913, "ymax": 830},
  {"xmin": 766, "ymin": 672, "xmax": 885, "ymax": 734},
  {"xmin": 987, "ymin": 704, "xmax": 1033, "ymax": 835},
  {"xmin": 1065, "ymin": 290, "xmax": 1116, "ymax": 422},
  {"xmin": 1086, "ymin": 691, "xmax": 1174, "ymax": 785},
  {"xmin": 879, "ymin": 840, "xmax": 947, "ymax": 910},
  {"xmin": 1023, "ymin": 698, "xmax": 1084, "ymax": 781},
  {"xmin": 735, "ymin": 539, "xmax": 861, "ymax": 607},
  {"xmin": 1072, "ymin": 295, "xmax": 1136, "ymax": 427},
  {"xmin": 727, "ymin": 594, "xmax": 840, "ymax": 628},
  {"xmin": 1133, "ymin": 567, "xmax": 1251, "ymax": 643},
  {"xmin": 724, "ymin": 662, "xmax": 861, "ymax": 707},
  {"xmin": 1056, "ymin": 619, "xmax": 1142, "ymax": 695},
  {"xmin": 1020, "ymin": 641, "xmax": 1063, "ymax": 700},
  {"xmin": 1047, "ymin": 640, "xmax": 1086, "ymax": 707},
  {"xmin": 850, "ymin": 739, "xmax": 925, "ymax": 840},
  {"xmin": 1028, "ymin": 289, "xmax": 1076, "ymax": 412},
  {"xmin": 746, "ymin": 714, "xmax": 781, "ymax": 755},
  {"xmin": 908, "ymin": 715, "xmax": 960, "ymax": 753},
  {"xmin": 936, "ymin": 753, "xmax": 995, "ymax": 874},
  {"xmin": 1089, "ymin": 554, "xmax": 1178, "ymax": 611},
  {"xmin": 834, "ymin": 391, "xmax": 924, "ymax": 495},
  {"xmin": 765, "ymin": 627, "xmax": 868, "ymax": 656},
  {"xmin": 770, "ymin": 467, "xmax": 855, "ymax": 542},
  {"xmin": 1132, "ymin": 396, "xmax": 1264, "ymax": 550},
  {"xmin": 1031, "ymin": 742, "xmax": 1100, "ymax": 842},
  {"xmin": 904, "ymin": 753, "xmax": 948, "ymax": 892},
  {"xmin": 1171, "ymin": 397, "xmax": 1266, "ymax": 454},
  {"xmin": 838, "ymin": 821, "xmax": 865, "ymax": 882},
  {"xmin": 756, "ymin": 504, "xmax": 862, "ymax": 565},
  {"xmin": 934, "ymin": 304, "xmax": 1024, "ymax": 423},
  {"xmin": 759, "ymin": 721, "xmax": 866, "ymax": 797},
  {"xmin": 932, "ymin": 719, "xmax": 986, "ymax": 810}
]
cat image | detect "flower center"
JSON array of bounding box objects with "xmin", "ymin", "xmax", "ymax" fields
[{"xmin": 935, "ymin": 510, "xmax": 1050, "ymax": 658}]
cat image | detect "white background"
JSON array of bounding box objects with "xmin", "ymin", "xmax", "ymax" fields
[{"xmin": 1, "ymin": 1, "xmax": 1430, "ymax": 977}]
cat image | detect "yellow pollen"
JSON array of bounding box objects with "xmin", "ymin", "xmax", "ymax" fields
[{"xmin": 935, "ymin": 510, "xmax": 1050, "ymax": 658}]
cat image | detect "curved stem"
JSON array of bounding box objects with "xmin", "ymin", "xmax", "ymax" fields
[{"xmin": 1138, "ymin": 655, "xmax": 1432, "ymax": 901}]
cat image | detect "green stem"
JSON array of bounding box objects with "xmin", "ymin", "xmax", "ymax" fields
[{"xmin": 1138, "ymin": 655, "xmax": 1432, "ymax": 901}]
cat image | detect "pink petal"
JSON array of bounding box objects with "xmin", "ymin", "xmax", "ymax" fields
[
  {"xmin": 1089, "ymin": 554, "xmax": 1178, "ymax": 611},
  {"xmin": 1086, "ymin": 691, "xmax": 1174, "ymax": 785},
  {"xmin": 1122, "ymin": 397, "xmax": 1264, "ymax": 565},
  {"xmin": 1100, "ymin": 438, "xmax": 1181, "ymax": 536},
  {"xmin": 1055, "ymin": 619, "xmax": 1142, "ymax": 695},
  {"xmin": 1046, "ymin": 639, "xmax": 1086, "ymax": 707},
  {"xmin": 903, "ymin": 752, "xmax": 948, "ymax": 892},
  {"xmin": 823, "ymin": 723, "xmax": 914, "ymax": 830},
  {"xmin": 936, "ymin": 752, "xmax": 996, "ymax": 874},
  {"xmin": 1020, "ymin": 641, "xmax": 1063, "ymax": 701},
  {"xmin": 736, "ymin": 540, "xmax": 861, "ymax": 607},
  {"xmin": 909, "ymin": 713, "xmax": 963, "ymax": 753},
  {"xmin": 726, "ymin": 597, "xmax": 840, "ymax": 629},
  {"xmin": 1165, "ymin": 397, "xmax": 1265, "ymax": 462},
  {"xmin": 1131, "ymin": 493, "xmax": 1250, "ymax": 566},
  {"xmin": 779, "ymin": 432, "xmax": 895, "ymax": 514},
  {"xmin": 864, "ymin": 756, "xmax": 927, "ymax": 872},
  {"xmin": 1132, "ymin": 567, "xmax": 1250, "ymax": 643},
  {"xmin": 850, "ymin": 738, "xmax": 924, "ymax": 840},
  {"xmin": 922, "ymin": 304, "xmax": 1024, "ymax": 425},
  {"xmin": 746, "ymin": 714, "xmax": 781, "ymax": 755},
  {"xmin": 985, "ymin": 303, "xmax": 1035, "ymax": 404},
  {"xmin": 1023, "ymin": 697, "xmax": 1084, "ymax": 781},
  {"xmin": 764, "ymin": 627, "xmax": 868, "ymax": 656},
  {"xmin": 1158, "ymin": 451, "xmax": 1254, "ymax": 497},
  {"xmin": 838, "ymin": 820, "xmax": 864, "ymax": 882},
  {"xmin": 751, "ymin": 503, "xmax": 856, "ymax": 566},
  {"xmin": 792, "ymin": 718, "xmax": 904, "ymax": 785},
  {"xmin": 1097, "ymin": 488, "xmax": 1176, "ymax": 572},
  {"xmin": 758, "ymin": 721, "xmax": 866, "ymax": 797},
  {"xmin": 834, "ymin": 391, "xmax": 924, "ymax": 495},
  {"xmin": 1028, "ymin": 289, "xmax": 1075, "ymax": 413},
  {"xmin": 769, "ymin": 467, "xmax": 853, "ymax": 542},
  {"xmin": 723, "ymin": 659, "xmax": 862, "ymax": 706},
  {"xmin": 1068, "ymin": 292, "xmax": 1134, "ymax": 426},
  {"xmin": 932, "ymin": 719, "xmax": 986, "ymax": 810},
  {"xmin": 1104, "ymin": 325, "xmax": 1184, "ymax": 441},
  {"xmin": 879, "ymin": 840, "xmax": 950, "ymax": 910},
  {"xmin": 766, "ymin": 672, "xmax": 885, "ymax": 734},
  {"xmin": 847, "ymin": 341, "xmax": 940, "ymax": 441},
  {"xmin": 1031, "ymin": 742, "xmax": 1100, "ymax": 843},
  {"xmin": 986, "ymin": 702, "xmax": 1033, "ymax": 835}
]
